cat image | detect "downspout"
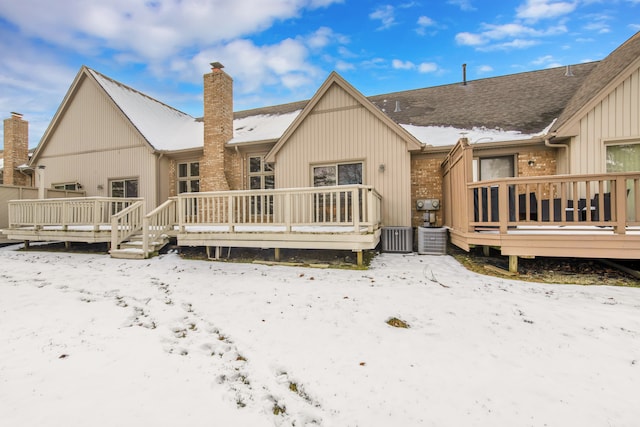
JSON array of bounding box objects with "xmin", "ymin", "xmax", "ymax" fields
[
  {"xmin": 544, "ymin": 132, "xmax": 570, "ymax": 174},
  {"xmin": 156, "ymin": 151, "xmax": 165, "ymax": 208}
]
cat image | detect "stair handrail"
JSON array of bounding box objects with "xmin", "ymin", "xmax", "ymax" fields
[
  {"xmin": 142, "ymin": 198, "xmax": 177, "ymax": 256},
  {"xmin": 110, "ymin": 200, "xmax": 145, "ymax": 253}
]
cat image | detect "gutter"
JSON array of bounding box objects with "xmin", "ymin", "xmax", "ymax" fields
[{"xmin": 543, "ymin": 132, "xmax": 570, "ymax": 173}]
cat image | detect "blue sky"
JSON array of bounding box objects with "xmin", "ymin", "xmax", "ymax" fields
[{"xmin": 1, "ymin": 0, "xmax": 639, "ymax": 148}]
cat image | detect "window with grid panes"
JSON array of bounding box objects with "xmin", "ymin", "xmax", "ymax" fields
[
  {"xmin": 248, "ymin": 156, "xmax": 274, "ymax": 190},
  {"xmin": 248, "ymin": 156, "xmax": 274, "ymax": 215},
  {"xmin": 177, "ymin": 161, "xmax": 200, "ymax": 193}
]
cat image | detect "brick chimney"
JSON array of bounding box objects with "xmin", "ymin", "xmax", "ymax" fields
[
  {"xmin": 3, "ymin": 112, "xmax": 29, "ymax": 186},
  {"xmin": 201, "ymin": 62, "xmax": 232, "ymax": 192}
]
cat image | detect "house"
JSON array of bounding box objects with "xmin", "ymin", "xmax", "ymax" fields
[{"xmin": 3, "ymin": 32, "xmax": 639, "ymax": 266}]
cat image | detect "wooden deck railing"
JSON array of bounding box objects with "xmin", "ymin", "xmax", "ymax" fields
[
  {"xmin": 110, "ymin": 200, "xmax": 146, "ymax": 252},
  {"xmin": 8, "ymin": 197, "xmax": 142, "ymax": 231},
  {"xmin": 176, "ymin": 185, "xmax": 382, "ymax": 233},
  {"xmin": 142, "ymin": 197, "xmax": 177, "ymax": 254},
  {"xmin": 466, "ymin": 173, "xmax": 640, "ymax": 233}
]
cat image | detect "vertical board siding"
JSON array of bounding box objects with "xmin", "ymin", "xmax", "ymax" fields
[
  {"xmin": 36, "ymin": 75, "xmax": 159, "ymax": 211},
  {"xmin": 571, "ymin": 68, "xmax": 640, "ymax": 174},
  {"xmin": 275, "ymin": 84, "xmax": 413, "ymax": 226}
]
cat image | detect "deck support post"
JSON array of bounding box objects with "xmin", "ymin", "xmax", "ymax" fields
[
  {"xmin": 274, "ymin": 248, "xmax": 281, "ymax": 262},
  {"xmin": 509, "ymin": 255, "xmax": 518, "ymax": 274},
  {"xmin": 356, "ymin": 250, "xmax": 363, "ymax": 267},
  {"xmin": 24, "ymin": 240, "xmax": 30, "ymax": 250},
  {"xmin": 483, "ymin": 246, "xmax": 490, "ymax": 257},
  {"xmin": 206, "ymin": 246, "xmax": 219, "ymax": 260},
  {"xmin": 65, "ymin": 241, "xmax": 71, "ymax": 250}
]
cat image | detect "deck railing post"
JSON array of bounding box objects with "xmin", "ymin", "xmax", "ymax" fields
[
  {"xmin": 284, "ymin": 192, "xmax": 292, "ymax": 232},
  {"xmin": 352, "ymin": 187, "xmax": 360, "ymax": 230},
  {"xmin": 498, "ymin": 183, "xmax": 508, "ymax": 233},
  {"xmin": 142, "ymin": 217, "xmax": 150, "ymax": 258},
  {"xmin": 178, "ymin": 197, "xmax": 185, "ymax": 232},
  {"xmin": 111, "ymin": 214, "xmax": 118, "ymax": 251},
  {"xmin": 614, "ymin": 176, "xmax": 627, "ymax": 234},
  {"xmin": 93, "ymin": 199, "xmax": 100, "ymax": 231},
  {"xmin": 228, "ymin": 194, "xmax": 235, "ymax": 232},
  {"xmin": 62, "ymin": 201, "xmax": 69, "ymax": 231}
]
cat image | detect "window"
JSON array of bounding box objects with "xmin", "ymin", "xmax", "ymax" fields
[
  {"xmin": 110, "ymin": 178, "xmax": 138, "ymax": 198},
  {"xmin": 248, "ymin": 156, "xmax": 274, "ymax": 190},
  {"xmin": 53, "ymin": 182, "xmax": 80, "ymax": 191},
  {"xmin": 606, "ymin": 142, "xmax": 639, "ymax": 220},
  {"xmin": 178, "ymin": 161, "xmax": 200, "ymax": 193},
  {"xmin": 606, "ymin": 143, "xmax": 640, "ymax": 173},
  {"xmin": 313, "ymin": 162, "xmax": 363, "ymax": 187},
  {"xmin": 476, "ymin": 156, "xmax": 515, "ymax": 181}
]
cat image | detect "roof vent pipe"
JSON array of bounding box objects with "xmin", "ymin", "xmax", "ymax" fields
[
  {"xmin": 564, "ymin": 65, "xmax": 574, "ymax": 77},
  {"xmin": 462, "ymin": 63, "xmax": 467, "ymax": 86}
]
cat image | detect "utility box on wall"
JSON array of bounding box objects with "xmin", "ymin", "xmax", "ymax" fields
[
  {"xmin": 381, "ymin": 226, "xmax": 413, "ymax": 253},
  {"xmin": 417, "ymin": 227, "xmax": 448, "ymax": 255}
]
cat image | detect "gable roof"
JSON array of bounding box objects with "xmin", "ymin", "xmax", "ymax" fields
[
  {"xmin": 31, "ymin": 67, "xmax": 204, "ymax": 164},
  {"xmin": 551, "ymin": 31, "xmax": 640, "ymax": 135},
  {"xmin": 88, "ymin": 69, "xmax": 203, "ymax": 151},
  {"xmin": 265, "ymin": 72, "xmax": 424, "ymax": 163}
]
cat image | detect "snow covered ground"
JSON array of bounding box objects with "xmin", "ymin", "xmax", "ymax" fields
[{"xmin": 1, "ymin": 244, "xmax": 639, "ymax": 427}]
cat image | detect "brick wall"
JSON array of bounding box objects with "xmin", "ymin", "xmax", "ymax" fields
[
  {"xmin": 517, "ymin": 149, "xmax": 557, "ymax": 198},
  {"xmin": 410, "ymin": 153, "xmax": 446, "ymax": 227},
  {"xmin": 201, "ymin": 64, "xmax": 232, "ymax": 192},
  {"xmin": 168, "ymin": 159, "xmax": 177, "ymax": 197},
  {"xmin": 3, "ymin": 113, "xmax": 29, "ymax": 187},
  {"xmin": 225, "ymin": 149, "xmax": 243, "ymax": 190}
]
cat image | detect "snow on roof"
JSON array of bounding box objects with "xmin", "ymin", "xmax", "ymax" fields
[
  {"xmin": 401, "ymin": 122, "xmax": 552, "ymax": 147},
  {"xmin": 230, "ymin": 110, "xmax": 302, "ymax": 144},
  {"xmin": 89, "ymin": 69, "xmax": 203, "ymax": 151}
]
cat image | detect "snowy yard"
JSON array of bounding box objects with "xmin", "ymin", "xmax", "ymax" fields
[{"xmin": 1, "ymin": 245, "xmax": 639, "ymax": 427}]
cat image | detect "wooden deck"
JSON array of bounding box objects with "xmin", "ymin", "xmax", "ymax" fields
[
  {"xmin": 442, "ymin": 139, "xmax": 640, "ymax": 266},
  {"xmin": 2, "ymin": 186, "xmax": 383, "ymax": 263}
]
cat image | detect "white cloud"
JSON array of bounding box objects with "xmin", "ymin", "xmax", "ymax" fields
[
  {"xmin": 306, "ymin": 26, "xmax": 349, "ymax": 49},
  {"xmin": 392, "ymin": 59, "xmax": 415, "ymax": 70},
  {"xmin": 448, "ymin": 0, "xmax": 476, "ymax": 11},
  {"xmin": 418, "ymin": 62, "xmax": 438, "ymax": 73},
  {"xmin": 532, "ymin": 54, "xmax": 555, "ymax": 65},
  {"xmin": 416, "ymin": 15, "xmax": 437, "ymax": 35},
  {"xmin": 335, "ymin": 60, "xmax": 355, "ymax": 71},
  {"xmin": 477, "ymin": 65, "xmax": 493, "ymax": 74},
  {"xmin": 369, "ymin": 5, "xmax": 396, "ymax": 30},
  {"xmin": 456, "ymin": 22, "xmax": 567, "ymax": 50},
  {"xmin": 191, "ymin": 37, "xmax": 322, "ymax": 95},
  {"xmin": 417, "ymin": 16, "xmax": 435, "ymax": 27},
  {"xmin": 516, "ymin": 0, "xmax": 577, "ymax": 22},
  {"xmin": 477, "ymin": 38, "xmax": 539, "ymax": 51},
  {"xmin": 455, "ymin": 32, "xmax": 485, "ymax": 46},
  {"xmin": 0, "ymin": 0, "xmax": 344, "ymax": 63}
]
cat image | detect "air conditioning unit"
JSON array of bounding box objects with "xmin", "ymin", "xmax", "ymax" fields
[
  {"xmin": 381, "ymin": 227, "xmax": 413, "ymax": 253},
  {"xmin": 417, "ymin": 226, "xmax": 448, "ymax": 255}
]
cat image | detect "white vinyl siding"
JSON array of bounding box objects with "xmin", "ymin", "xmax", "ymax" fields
[
  {"xmin": 273, "ymin": 84, "xmax": 413, "ymax": 226},
  {"xmin": 34, "ymin": 74, "xmax": 162, "ymax": 211},
  {"xmin": 570, "ymin": 67, "xmax": 640, "ymax": 174}
]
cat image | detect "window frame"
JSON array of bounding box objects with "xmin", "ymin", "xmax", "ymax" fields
[
  {"xmin": 473, "ymin": 155, "xmax": 516, "ymax": 182},
  {"xmin": 52, "ymin": 182, "xmax": 80, "ymax": 191},
  {"xmin": 177, "ymin": 161, "xmax": 200, "ymax": 194},
  {"xmin": 247, "ymin": 155, "xmax": 274, "ymax": 190},
  {"xmin": 109, "ymin": 177, "xmax": 139, "ymax": 198},
  {"xmin": 312, "ymin": 161, "xmax": 364, "ymax": 187}
]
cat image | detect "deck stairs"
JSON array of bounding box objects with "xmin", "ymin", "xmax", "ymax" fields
[{"xmin": 109, "ymin": 233, "xmax": 171, "ymax": 259}]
